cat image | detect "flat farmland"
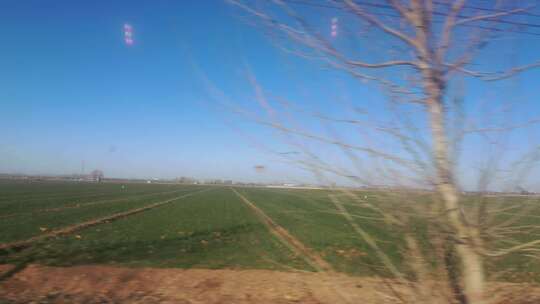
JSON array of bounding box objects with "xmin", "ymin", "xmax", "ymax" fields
[
  {"xmin": 1, "ymin": 180, "xmax": 540, "ymax": 282},
  {"xmin": 0, "ymin": 182, "xmax": 203, "ymax": 244},
  {"xmin": 0, "ymin": 181, "xmax": 311, "ymax": 272}
]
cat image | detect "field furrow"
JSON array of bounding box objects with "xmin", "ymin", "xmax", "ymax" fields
[
  {"xmin": 231, "ymin": 188, "xmax": 333, "ymax": 272},
  {"xmin": 1, "ymin": 187, "xmax": 312, "ymax": 272},
  {"xmin": 0, "ymin": 187, "xmax": 203, "ymax": 243},
  {"xmin": 0, "ymin": 188, "xmax": 211, "ymax": 252},
  {"xmin": 1, "ymin": 181, "xmax": 539, "ymax": 283},
  {"xmin": 0, "ymin": 188, "xmax": 192, "ymax": 219}
]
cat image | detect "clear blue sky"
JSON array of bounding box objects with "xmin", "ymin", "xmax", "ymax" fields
[
  {"xmin": 0, "ymin": 0, "xmax": 289, "ymax": 182},
  {"xmin": 1, "ymin": 1, "xmax": 539, "ymax": 190}
]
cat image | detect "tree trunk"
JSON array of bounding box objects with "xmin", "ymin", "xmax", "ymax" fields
[{"xmin": 426, "ymin": 81, "xmax": 485, "ymax": 304}]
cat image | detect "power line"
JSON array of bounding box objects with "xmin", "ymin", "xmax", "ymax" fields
[
  {"xmin": 373, "ymin": 1, "xmax": 540, "ymax": 29},
  {"xmin": 281, "ymin": 0, "xmax": 540, "ymax": 36},
  {"xmin": 362, "ymin": 0, "xmax": 540, "ymax": 29},
  {"xmin": 432, "ymin": 0, "xmax": 540, "ymax": 19}
]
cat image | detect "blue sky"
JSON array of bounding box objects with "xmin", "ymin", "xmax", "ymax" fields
[
  {"xmin": 0, "ymin": 0, "xmax": 285, "ymax": 182},
  {"xmin": 1, "ymin": 1, "xmax": 539, "ymax": 189}
]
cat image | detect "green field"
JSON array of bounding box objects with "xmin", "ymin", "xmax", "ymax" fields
[{"xmin": 1, "ymin": 180, "xmax": 539, "ymax": 281}]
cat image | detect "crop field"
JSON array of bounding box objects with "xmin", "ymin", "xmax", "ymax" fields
[{"xmin": 1, "ymin": 180, "xmax": 540, "ymax": 282}]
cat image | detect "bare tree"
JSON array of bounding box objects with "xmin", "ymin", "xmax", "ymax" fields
[{"xmin": 221, "ymin": 1, "xmax": 540, "ymax": 303}]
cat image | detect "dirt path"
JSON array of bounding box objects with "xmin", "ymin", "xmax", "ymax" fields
[
  {"xmin": 0, "ymin": 264, "xmax": 384, "ymax": 304},
  {"xmin": 2, "ymin": 264, "xmax": 538, "ymax": 304},
  {"xmin": 0, "ymin": 189, "xmax": 192, "ymax": 220},
  {"xmin": 0, "ymin": 188, "xmax": 211, "ymax": 252},
  {"xmin": 231, "ymin": 188, "xmax": 333, "ymax": 273}
]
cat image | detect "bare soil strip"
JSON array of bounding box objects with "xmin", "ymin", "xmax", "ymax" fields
[
  {"xmin": 0, "ymin": 264, "xmax": 384, "ymax": 304},
  {"xmin": 0, "ymin": 188, "xmax": 211, "ymax": 252},
  {"xmin": 0, "ymin": 188, "xmax": 190, "ymax": 219},
  {"xmin": 231, "ymin": 188, "xmax": 334, "ymax": 273},
  {"xmin": 1, "ymin": 189, "xmax": 136, "ymax": 203},
  {"xmin": 2, "ymin": 264, "xmax": 539, "ymax": 304}
]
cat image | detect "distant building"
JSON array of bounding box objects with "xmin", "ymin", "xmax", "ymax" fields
[
  {"xmin": 90, "ymin": 170, "xmax": 104, "ymax": 182},
  {"xmin": 516, "ymin": 186, "xmax": 532, "ymax": 195},
  {"xmin": 177, "ymin": 176, "xmax": 197, "ymax": 184}
]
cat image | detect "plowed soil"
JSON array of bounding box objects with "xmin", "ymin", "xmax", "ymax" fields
[
  {"xmin": 2, "ymin": 264, "xmax": 540, "ymax": 304},
  {"xmin": 0, "ymin": 264, "xmax": 383, "ymax": 304}
]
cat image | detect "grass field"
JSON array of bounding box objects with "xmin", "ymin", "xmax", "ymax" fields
[{"xmin": 1, "ymin": 180, "xmax": 539, "ymax": 282}]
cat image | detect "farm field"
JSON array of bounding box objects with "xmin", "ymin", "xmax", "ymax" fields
[{"xmin": 1, "ymin": 180, "xmax": 540, "ymax": 282}]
